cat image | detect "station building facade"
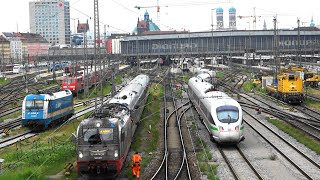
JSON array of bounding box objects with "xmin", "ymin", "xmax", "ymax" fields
[{"xmin": 121, "ymin": 28, "xmax": 320, "ymax": 57}]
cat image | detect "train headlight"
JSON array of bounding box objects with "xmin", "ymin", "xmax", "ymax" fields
[
  {"xmin": 218, "ymin": 126, "xmax": 224, "ymax": 132},
  {"xmin": 79, "ymin": 152, "xmax": 83, "ymax": 159},
  {"xmin": 96, "ymin": 123, "xmax": 101, "ymax": 127},
  {"xmin": 114, "ymin": 150, "xmax": 118, "ymax": 158}
]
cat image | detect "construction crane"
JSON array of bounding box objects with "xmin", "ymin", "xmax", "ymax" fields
[
  {"xmin": 134, "ymin": 1, "xmax": 162, "ymax": 28},
  {"xmin": 237, "ymin": 7, "xmax": 261, "ymax": 30}
]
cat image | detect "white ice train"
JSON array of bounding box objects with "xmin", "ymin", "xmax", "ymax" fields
[{"xmin": 188, "ymin": 75, "xmax": 244, "ymax": 144}]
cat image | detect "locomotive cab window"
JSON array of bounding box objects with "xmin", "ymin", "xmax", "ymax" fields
[
  {"xmin": 288, "ymin": 75, "xmax": 295, "ymax": 81},
  {"xmin": 83, "ymin": 128, "xmax": 113, "ymax": 145},
  {"xmin": 99, "ymin": 128, "xmax": 114, "ymax": 141},
  {"xmin": 83, "ymin": 128, "xmax": 101, "ymax": 145},
  {"xmin": 216, "ymin": 106, "xmax": 239, "ymax": 123},
  {"xmin": 64, "ymin": 78, "xmax": 74, "ymax": 84},
  {"xmin": 26, "ymin": 100, "xmax": 44, "ymax": 109}
]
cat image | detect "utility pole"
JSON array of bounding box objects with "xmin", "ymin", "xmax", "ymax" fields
[
  {"xmin": 297, "ymin": 18, "xmax": 301, "ymax": 66},
  {"xmin": 136, "ymin": 38, "xmax": 140, "ymax": 73},
  {"xmin": 211, "ymin": 8, "xmax": 215, "ymax": 80},
  {"xmin": 52, "ymin": 50, "xmax": 56, "ymax": 82},
  {"xmin": 103, "ymin": 24, "xmax": 107, "ymax": 70},
  {"xmin": 25, "ymin": 54, "xmax": 29, "ymax": 93},
  {"xmin": 1, "ymin": 43, "xmax": 4, "ymax": 68},
  {"xmin": 273, "ymin": 17, "xmax": 278, "ymax": 81},
  {"xmin": 94, "ymin": 0, "xmax": 102, "ymax": 111},
  {"xmin": 84, "ymin": 19, "xmax": 89, "ymax": 97}
]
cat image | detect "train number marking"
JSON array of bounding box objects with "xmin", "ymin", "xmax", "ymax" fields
[{"xmin": 56, "ymin": 103, "xmax": 62, "ymax": 109}]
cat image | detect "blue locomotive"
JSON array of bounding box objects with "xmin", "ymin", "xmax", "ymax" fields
[{"xmin": 22, "ymin": 90, "xmax": 74, "ymax": 130}]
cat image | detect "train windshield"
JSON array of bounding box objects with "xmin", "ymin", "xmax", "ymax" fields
[
  {"xmin": 82, "ymin": 128, "xmax": 113, "ymax": 145},
  {"xmin": 216, "ymin": 106, "xmax": 239, "ymax": 123},
  {"xmin": 63, "ymin": 78, "xmax": 74, "ymax": 84},
  {"xmin": 25, "ymin": 100, "xmax": 44, "ymax": 109},
  {"xmin": 288, "ymin": 75, "xmax": 295, "ymax": 81}
]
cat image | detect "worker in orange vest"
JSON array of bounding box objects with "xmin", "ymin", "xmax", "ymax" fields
[{"xmin": 131, "ymin": 152, "xmax": 142, "ymax": 179}]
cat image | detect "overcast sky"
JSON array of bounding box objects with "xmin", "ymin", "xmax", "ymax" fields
[{"xmin": 0, "ymin": 0, "xmax": 319, "ymax": 34}]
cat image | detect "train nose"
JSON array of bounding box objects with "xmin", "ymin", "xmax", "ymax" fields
[{"xmin": 219, "ymin": 131, "xmax": 241, "ymax": 143}]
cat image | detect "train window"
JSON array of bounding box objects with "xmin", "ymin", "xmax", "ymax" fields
[
  {"xmin": 25, "ymin": 100, "xmax": 34, "ymax": 109},
  {"xmin": 83, "ymin": 128, "xmax": 102, "ymax": 145},
  {"xmin": 64, "ymin": 78, "xmax": 74, "ymax": 83},
  {"xmin": 288, "ymin": 75, "xmax": 295, "ymax": 81},
  {"xmin": 34, "ymin": 100, "xmax": 44, "ymax": 108},
  {"xmin": 25, "ymin": 100, "xmax": 44, "ymax": 109},
  {"xmin": 216, "ymin": 106, "xmax": 239, "ymax": 123},
  {"xmin": 121, "ymin": 131, "xmax": 125, "ymax": 142},
  {"xmin": 205, "ymin": 86, "xmax": 215, "ymax": 93},
  {"xmin": 208, "ymin": 115, "xmax": 215, "ymax": 125},
  {"xmin": 99, "ymin": 128, "xmax": 114, "ymax": 141}
]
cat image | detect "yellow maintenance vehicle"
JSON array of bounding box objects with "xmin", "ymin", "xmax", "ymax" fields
[
  {"xmin": 282, "ymin": 65, "xmax": 320, "ymax": 87},
  {"xmin": 304, "ymin": 72, "xmax": 320, "ymax": 87},
  {"xmin": 266, "ymin": 73, "xmax": 304, "ymax": 104},
  {"xmin": 252, "ymin": 79, "xmax": 261, "ymax": 84}
]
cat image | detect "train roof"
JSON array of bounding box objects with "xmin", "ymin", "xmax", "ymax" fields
[
  {"xmin": 188, "ymin": 76, "xmax": 239, "ymax": 108},
  {"xmin": 108, "ymin": 74, "xmax": 149, "ymax": 109},
  {"xmin": 24, "ymin": 90, "xmax": 72, "ymax": 100},
  {"xmin": 189, "ymin": 77, "xmax": 228, "ymax": 98},
  {"xmin": 129, "ymin": 74, "xmax": 149, "ymax": 85}
]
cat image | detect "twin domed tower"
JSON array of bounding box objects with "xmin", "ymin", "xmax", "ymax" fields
[{"xmin": 216, "ymin": 7, "xmax": 237, "ymax": 30}]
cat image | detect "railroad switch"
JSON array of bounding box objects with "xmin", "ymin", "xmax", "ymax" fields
[{"xmin": 64, "ymin": 162, "xmax": 74, "ymax": 176}]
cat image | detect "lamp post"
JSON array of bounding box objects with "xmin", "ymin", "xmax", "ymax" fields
[
  {"xmin": 211, "ymin": 8, "xmax": 216, "ymax": 52},
  {"xmin": 211, "ymin": 8, "xmax": 216, "ymax": 84}
]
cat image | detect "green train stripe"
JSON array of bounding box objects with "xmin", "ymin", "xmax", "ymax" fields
[{"xmin": 212, "ymin": 126, "xmax": 218, "ymax": 131}]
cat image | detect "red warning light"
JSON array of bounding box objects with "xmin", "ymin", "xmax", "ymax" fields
[{"xmin": 58, "ymin": 2, "xmax": 63, "ymax": 7}]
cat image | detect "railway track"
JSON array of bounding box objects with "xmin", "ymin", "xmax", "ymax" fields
[
  {"xmin": 307, "ymin": 94, "xmax": 320, "ymax": 102},
  {"xmin": 221, "ymin": 83, "xmax": 320, "ymax": 142},
  {"xmin": 243, "ymin": 108, "xmax": 320, "ymax": 180},
  {"xmin": 0, "ymin": 130, "xmax": 36, "ymax": 149},
  {"xmin": 150, "ymin": 75, "xmax": 192, "ymax": 180},
  {"xmin": 217, "ymin": 145, "xmax": 263, "ymax": 180},
  {"xmin": 240, "ymin": 102, "xmax": 320, "ymax": 142},
  {"xmin": 0, "ymin": 83, "xmax": 127, "ymax": 149}
]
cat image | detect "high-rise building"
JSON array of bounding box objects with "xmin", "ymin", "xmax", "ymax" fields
[{"xmin": 29, "ymin": 0, "xmax": 71, "ymax": 45}]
